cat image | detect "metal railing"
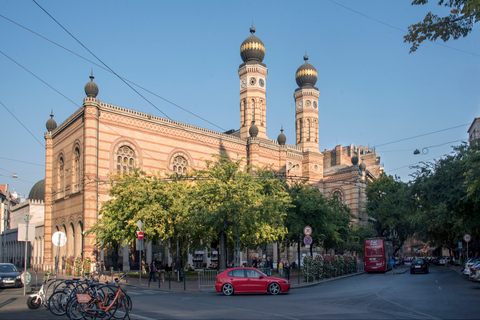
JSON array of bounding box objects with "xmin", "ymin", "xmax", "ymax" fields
[{"xmin": 198, "ymin": 269, "xmax": 218, "ymax": 291}]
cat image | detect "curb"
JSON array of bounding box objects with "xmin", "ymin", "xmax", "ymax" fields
[{"xmin": 290, "ymin": 271, "xmax": 366, "ymax": 289}]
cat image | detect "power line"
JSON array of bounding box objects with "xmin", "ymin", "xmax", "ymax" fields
[
  {"xmin": 0, "ymin": 100, "xmax": 45, "ymax": 148},
  {"xmin": 0, "ymin": 157, "xmax": 44, "ymax": 167},
  {"xmin": 328, "ymin": 0, "xmax": 479, "ymax": 57},
  {"xmin": 374, "ymin": 124, "xmax": 470, "ymax": 148},
  {"xmin": 0, "ymin": 13, "xmax": 228, "ymax": 133}
]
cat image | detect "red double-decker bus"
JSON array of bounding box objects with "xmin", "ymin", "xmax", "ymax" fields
[{"xmin": 364, "ymin": 239, "xmax": 393, "ymax": 272}]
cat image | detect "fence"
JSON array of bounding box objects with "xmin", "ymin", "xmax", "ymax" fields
[{"xmin": 198, "ymin": 269, "xmax": 218, "ymax": 291}]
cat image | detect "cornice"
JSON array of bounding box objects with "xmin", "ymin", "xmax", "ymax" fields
[{"xmin": 50, "ymin": 106, "xmax": 85, "ymax": 139}]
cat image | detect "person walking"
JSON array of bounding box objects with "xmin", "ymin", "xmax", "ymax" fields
[
  {"xmin": 278, "ymin": 260, "xmax": 284, "ymax": 277},
  {"xmin": 285, "ymin": 260, "xmax": 290, "ymax": 280},
  {"xmin": 149, "ymin": 261, "xmax": 156, "ymax": 282}
]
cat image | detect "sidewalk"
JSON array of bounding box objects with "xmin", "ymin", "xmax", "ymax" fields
[{"xmin": 26, "ymin": 269, "xmax": 367, "ymax": 293}]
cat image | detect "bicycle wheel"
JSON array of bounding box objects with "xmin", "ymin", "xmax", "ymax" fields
[
  {"xmin": 66, "ymin": 296, "xmax": 84, "ymax": 320},
  {"xmin": 108, "ymin": 294, "xmax": 130, "ymax": 320},
  {"xmin": 48, "ymin": 290, "xmax": 70, "ymax": 316}
]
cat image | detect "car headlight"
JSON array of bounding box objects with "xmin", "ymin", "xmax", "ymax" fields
[
  {"xmin": 283, "ymin": 281, "xmax": 289, "ymax": 284},
  {"xmin": 16, "ymin": 275, "xmax": 21, "ymax": 280}
]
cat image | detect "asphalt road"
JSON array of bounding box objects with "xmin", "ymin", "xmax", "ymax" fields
[{"xmin": 0, "ymin": 264, "xmax": 478, "ymax": 319}]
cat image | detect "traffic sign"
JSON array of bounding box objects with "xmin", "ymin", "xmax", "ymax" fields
[
  {"xmin": 137, "ymin": 230, "xmax": 144, "ymax": 240},
  {"xmin": 21, "ymin": 272, "xmax": 31, "ymax": 285},
  {"xmin": 52, "ymin": 231, "xmax": 67, "ymax": 247},
  {"xmin": 304, "ymin": 226, "xmax": 312, "ymax": 236},
  {"xmin": 304, "ymin": 236, "xmax": 312, "ymax": 246},
  {"xmin": 464, "ymin": 234, "xmax": 472, "ymax": 242}
]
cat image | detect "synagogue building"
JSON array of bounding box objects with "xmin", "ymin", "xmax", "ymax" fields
[{"xmin": 43, "ymin": 27, "xmax": 383, "ymax": 271}]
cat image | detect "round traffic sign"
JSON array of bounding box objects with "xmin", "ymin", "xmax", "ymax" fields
[
  {"xmin": 21, "ymin": 272, "xmax": 31, "ymax": 285},
  {"xmin": 304, "ymin": 235, "xmax": 312, "ymax": 246},
  {"xmin": 304, "ymin": 226, "xmax": 312, "ymax": 236},
  {"xmin": 52, "ymin": 231, "xmax": 67, "ymax": 247},
  {"xmin": 464, "ymin": 234, "xmax": 472, "ymax": 242},
  {"xmin": 138, "ymin": 231, "xmax": 144, "ymax": 240}
]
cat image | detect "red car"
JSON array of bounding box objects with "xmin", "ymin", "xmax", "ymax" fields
[{"xmin": 215, "ymin": 267, "xmax": 290, "ymax": 296}]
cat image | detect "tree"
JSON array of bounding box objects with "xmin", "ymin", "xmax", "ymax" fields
[
  {"xmin": 365, "ymin": 173, "xmax": 415, "ymax": 254},
  {"xmin": 190, "ymin": 155, "xmax": 291, "ymax": 270},
  {"xmin": 88, "ymin": 168, "xmax": 195, "ymax": 268},
  {"xmin": 404, "ymin": 0, "xmax": 480, "ymax": 52},
  {"xmin": 410, "ymin": 143, "xmax": 475, "ymax": 255},
  {"xmin": 283, "ymin": 182, "xmax": 352, "ymax": 256}
]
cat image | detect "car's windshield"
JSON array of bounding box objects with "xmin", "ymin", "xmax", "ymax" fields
[
  {"xmin": 0, "ymin": 264, "xmax": 17, "ymax": 272},
  {"xmin": 412, "ymin": 260, "xmax": 424, "ymax": 265}
]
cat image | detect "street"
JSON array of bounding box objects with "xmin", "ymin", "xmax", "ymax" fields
[{"xmin": 0, "ymin": 265, "xmax": 478, "ymax": 319}]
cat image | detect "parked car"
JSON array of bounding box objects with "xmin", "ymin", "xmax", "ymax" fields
[
  {"xmin": 215, "ymin": 267, "xmax": 290, "ymax": 296},
  {"xmin": 438, "ymin": 256, "xmax": 451, "ymax": 265},
  {"xmin": 0, "ymin": 263, "xmax": 22, "ymax": 288},
  {"xmin": 395, "ymin": 257, "xmax": 404, "ymax": 265},
  {"xmin": 463, "ymin": 257, "xmax": 480, "ymax": 275},
  {"xmin": 410, "ymin": 259, "xmax": 429, "ymax": 274},
  {"xmin": 469, "ymin": 261, "xmax": 480, "ymax": 283}
]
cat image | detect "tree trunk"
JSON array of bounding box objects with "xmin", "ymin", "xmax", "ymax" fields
[{"xmin": 219, "ymin": 230, "xmax": 227, "ymax": 270}]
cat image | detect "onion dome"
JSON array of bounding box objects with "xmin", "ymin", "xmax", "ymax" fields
[
  {"xmin": 351, "ymin": 156, "xmax": 359, "ymax": 166},
  {"xmin": 46, "ymin": 110, "xmax": 57, "ymax": 132},
  {"xmin": 277, "ymin": 127, "xmax": 286, "ymax": 145},
  {"xmin": 359, "ymin": 160, "xmax": 367, "ymax": 172},
  {"xmin": 249, "ymin": 121, "xmax": 258, "ymax": 137},
  {"xmin": 295, "ymin": 54, "xmax": 317, "ymax": 88},
  {"xmin": 84, "ymin": 72, "xmax": 99, "ymax": 98},
  {"xmin": 28, "ymin": 179, "xmax": 45, "ymax": 201},
  {"xmin": 240, "ymin": 27, "xmax": 265, "ymax": 63}
]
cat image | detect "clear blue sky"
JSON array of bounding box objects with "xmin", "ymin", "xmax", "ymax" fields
[{"xmin": 1, "ymin": 0, "xmax": 479, "ymax": 197}]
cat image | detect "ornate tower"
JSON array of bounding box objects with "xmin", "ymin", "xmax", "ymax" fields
[
  {"xmin": 239, "ymin": 27, "xmax": 268, "ymax": 139},
  {"xmin": 294, "ymin": 54, "xmax": 320, "ymax": 152}
]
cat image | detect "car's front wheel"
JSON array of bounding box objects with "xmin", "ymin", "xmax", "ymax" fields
[
  {"xmin": 268, "ymin": 282, "xmax": 281, "ymax": 295},
  {"xmin": 222, "ymin": 283, "xmax": 234, "ymax": 296}
]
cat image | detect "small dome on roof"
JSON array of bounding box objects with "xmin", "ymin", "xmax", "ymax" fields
[
  {"xmin": 277, "ymin": 128, "xmax": 286, "ymax": 145},
  {"xmin": 28, "ymin": 179, "xmax": 45, "ymax": 201},
  {"xmin": 84, "ymin": 72, "xmax": 99, "ymax": 98},
  {"xmin": 46, "ymin": 111, "xmax": 57, "ymax": 132},
  {"xmin": 249, "ymin": 121, "xmax": 258, "ymax": 137},
  {"xmin": 359, "ymin": 160, "xmax": 367, "ymax": 172},
  {"xmin": 351, "ymin": 156, "xmax": 359, "ymax": 165},
  {"xmin": 240, "ymin": 27, "xmax": 265, "ymax": 63}
]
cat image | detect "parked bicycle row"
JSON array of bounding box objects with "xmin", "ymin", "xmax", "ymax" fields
[{"xmin": 27, "ymin": 272, "xmax": 132, "ymax": 320}]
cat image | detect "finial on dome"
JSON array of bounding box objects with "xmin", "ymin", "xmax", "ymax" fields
[
  {"xmin": 90, "ymin": 69, "xmax": 94, "ymax": 81},
  {"xmin": 304, "ymin": 53, "xmax": 309, "ymax": 62},
  {"xmin": 249, "ymin": 121, "xmax": 259, "ymax": 138}
]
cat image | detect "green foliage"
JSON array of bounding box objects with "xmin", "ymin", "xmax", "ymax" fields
[
  {"xmin": 365, "ymin": 173, "xmax": 415, "ymax": 254},
  {"xmin": 283, "ymin": 182, "xmax": 352, "ymax": 251},
  {"xmin": 411, "ymin": 142, "xmax": 480, "ymax": 251},
  {"xmin": 302, "ymin": 254, "xmax": 358, "ymax": 282},
  {"xmin": 405, "ymin": 0, "xmax": 480, "ymax": 52}
]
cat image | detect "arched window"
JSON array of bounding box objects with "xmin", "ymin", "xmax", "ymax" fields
[
  {"xmin": 299, "ymin": 119, "xmax": 303, "ymax": 142},
  {"xmin": 116, "ymin": 146, "xmax": 135, "ymax": 174},
  {"xmin": 332, "ymin": 190, "xmax": 343, "ymax": 203},
  {"xmin": 307, "ymin": 119, "xmax": 311, "ymax": 141},
  {"xmin": 242, "ymin": 99, "xmax": 247, "ymax": 126},
  {"xmin": 73, "ymin": 147, "xmax": 80, "ymax": 192},
  {"xmin": 58, "ymin": 156, "xmax": 65, "ymax": 198},
  {"xmin": 251, "ymin": 99, "xmax": 256, "ymax": 122},
  {"xmin": 172, "ymin": 156, "xmax": 188, "ymax": 174}
]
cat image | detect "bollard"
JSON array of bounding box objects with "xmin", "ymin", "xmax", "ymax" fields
[{"xmin": 168, "ymin": 272, "xmax": 171, "ymax": 289}]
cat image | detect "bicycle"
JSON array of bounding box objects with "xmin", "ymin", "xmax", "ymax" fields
[
  {"xmin": 49, "ymin": 274, "xmax": 95, "ymax": 316},
  {"xmin": 26, "ymin": 272, "xmax": 59, "ymax": 309},
  {"xmin": 67, "ymin": 274, "xmax": 131, "ymax": 320}
]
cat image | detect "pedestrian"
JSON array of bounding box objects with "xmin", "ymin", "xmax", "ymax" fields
[
  {"xmin": 149, "ymin": 261, "xmax": 156, "ymax": 282},
  {"xmin": 252, "ymin": 256, "xmax": 258, "ymax": 268},
  {"xmin": 285, "ymin": 260, "xmax": 290, "ymax": 280},
  {"xmin": 266, "ymin": 257, "xmax": 272, "ymax": 276},
  {"xmin": 278, "ymin": 260, "xmax": 284, "ymax": 277}
]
